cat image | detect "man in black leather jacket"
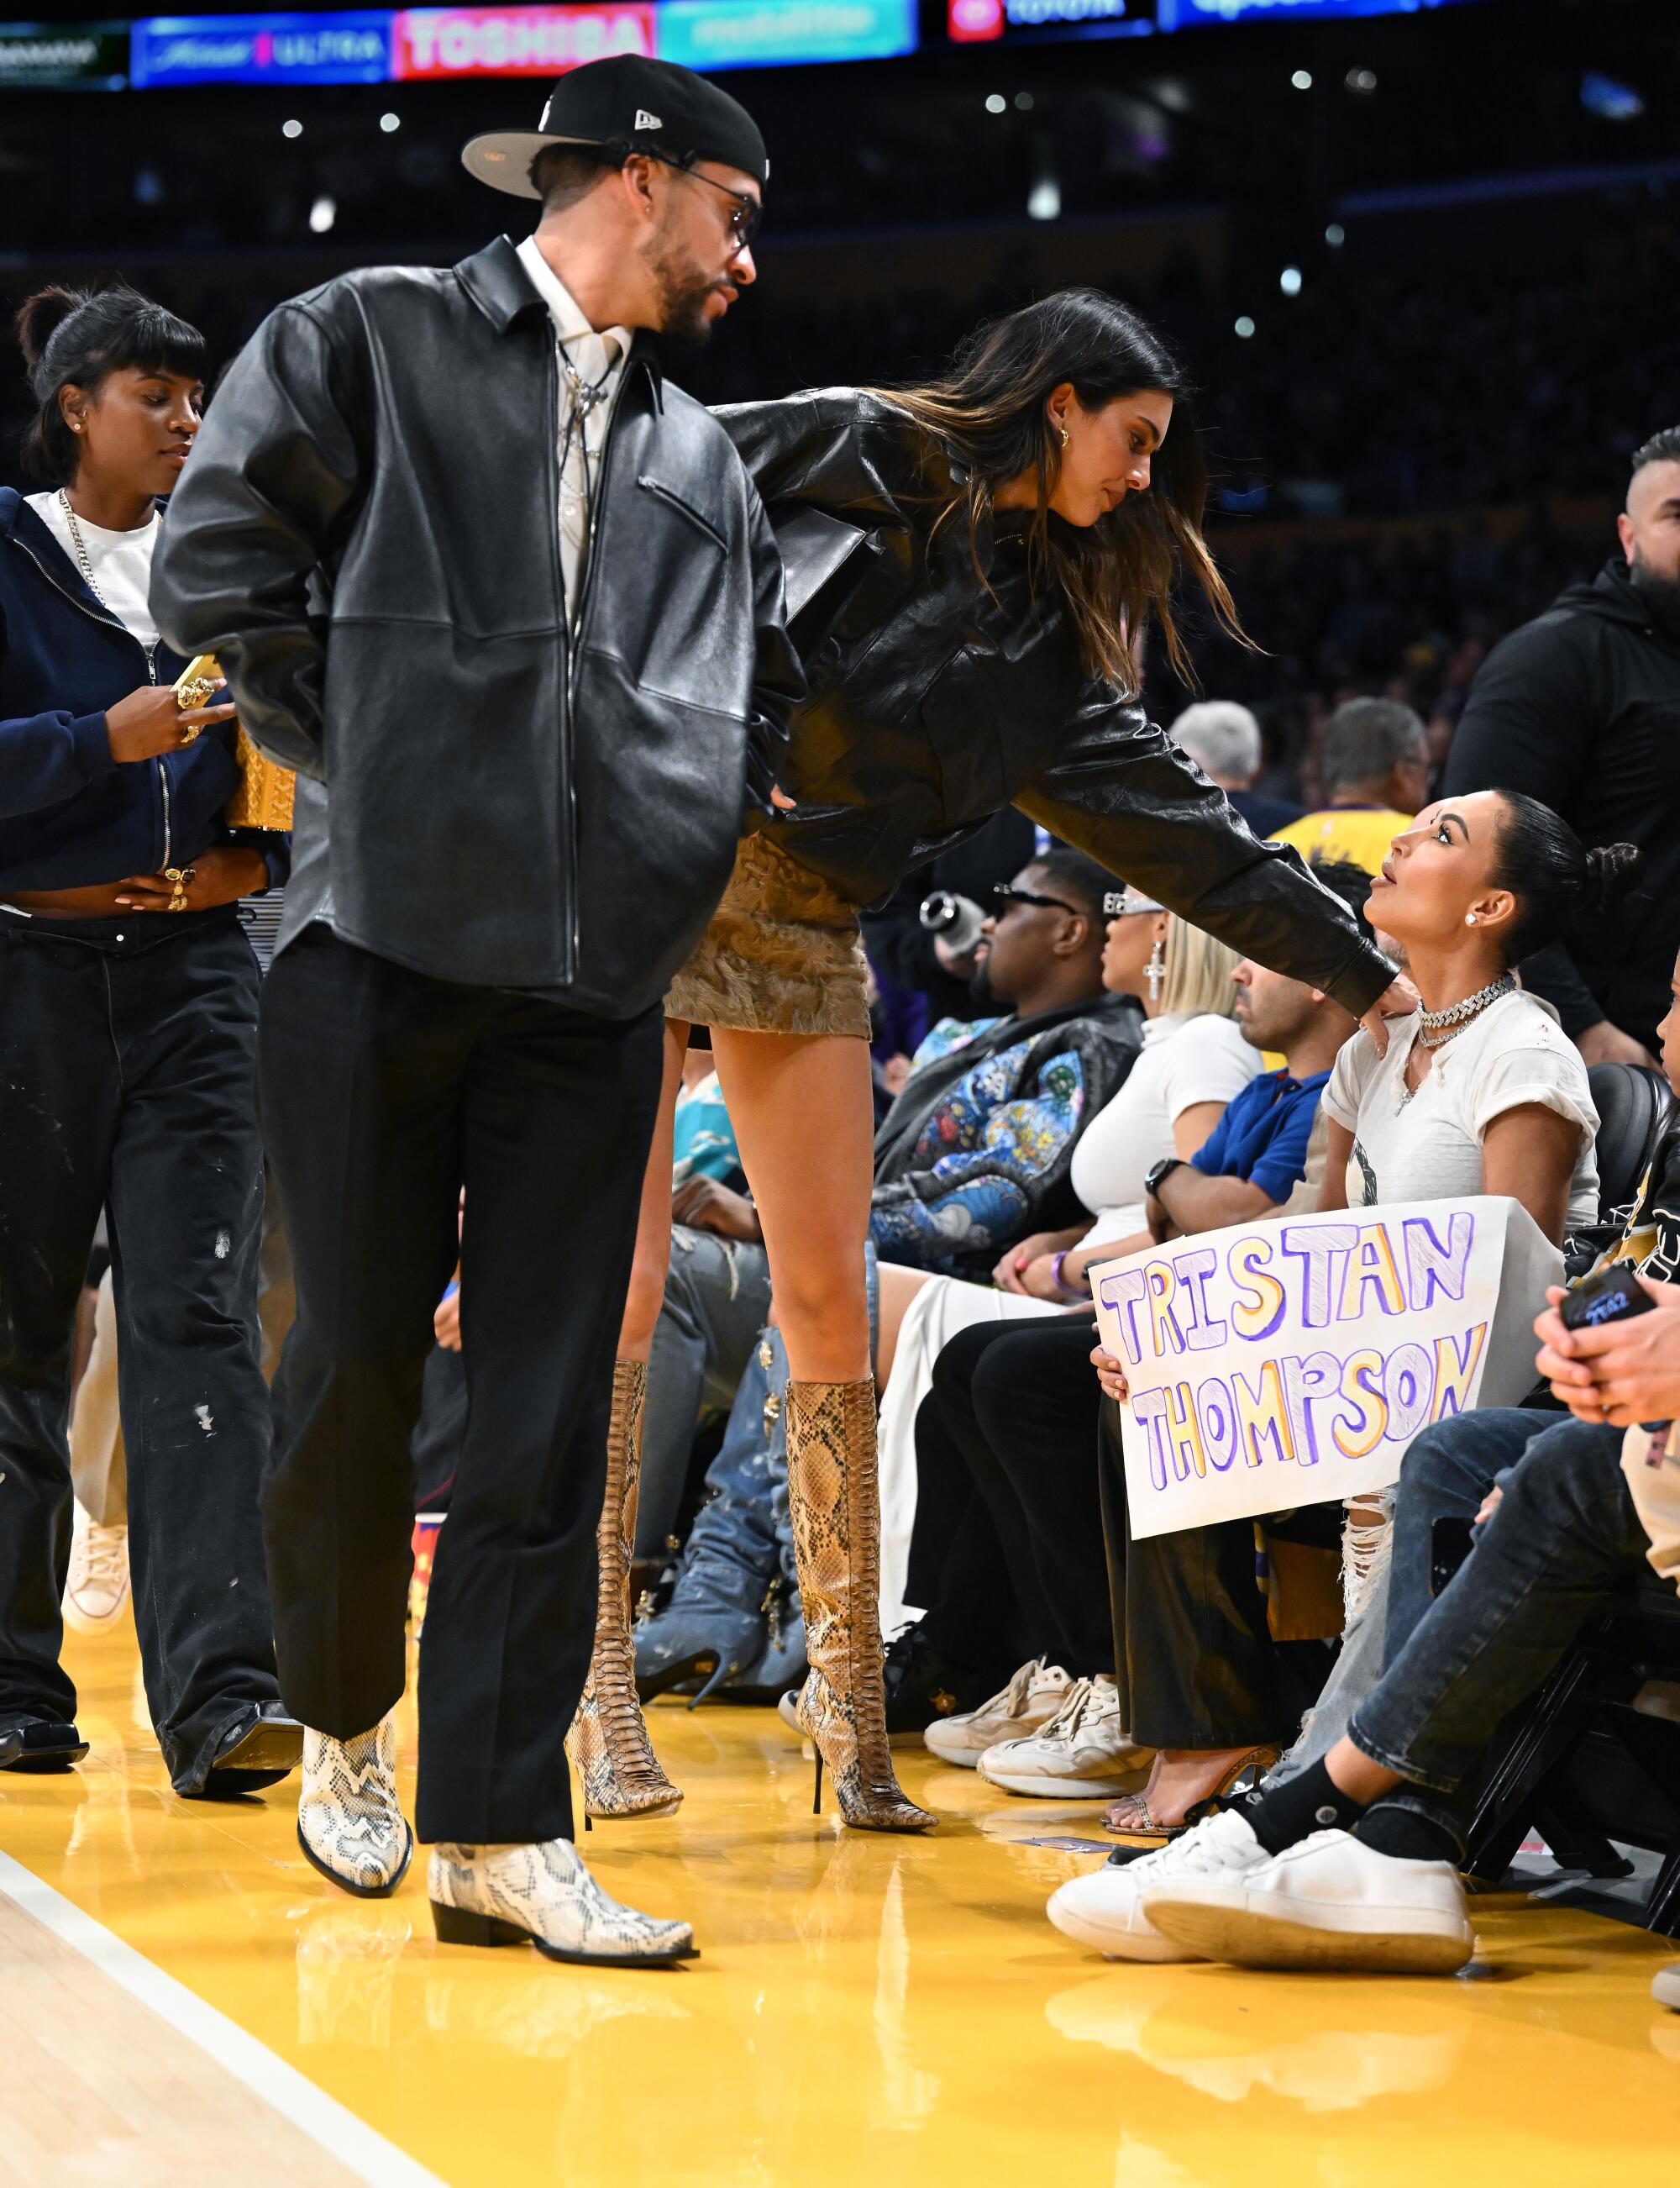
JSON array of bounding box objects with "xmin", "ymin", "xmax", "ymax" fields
[{"xmin": 151, "ymin": 58, "xmax": 800, "ymax": 1964}]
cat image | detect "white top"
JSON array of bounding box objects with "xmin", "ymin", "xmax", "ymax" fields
[
  {"xmin": 29, "ymin": 490, "xmax": 160, "ymax": 650},
  {"xmin": 1324, "ymin": 987, "xmax": 1600, "ymax": 1228},
  {"xmin": 515, "ymin": 233, "xmax": 631, "ymax": 627},
  {"xmin": 1070, "ymin": 1011, "xmax": 1263, "ymax": 1248}
]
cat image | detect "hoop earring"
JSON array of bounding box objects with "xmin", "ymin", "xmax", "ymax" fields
[{"xmin": 1146, "ymin": 937, "xmax": 1166, "ymax": 1005}]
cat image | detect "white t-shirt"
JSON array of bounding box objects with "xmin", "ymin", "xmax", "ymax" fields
[
  {"xmin": 1070, "ymin": 1011, "xmax": 1263, "ymax": 1249},
  {"xmin": 29, "ymin": 491, "xmax": 160, "ymax": 650},
  {"xmin": 1323, "ymin": 988, "xmax": 1600, "ymax": 1228}
]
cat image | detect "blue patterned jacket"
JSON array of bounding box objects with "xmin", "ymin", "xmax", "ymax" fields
[{"xmin": 869, "ymin": 993, "xmax": 1142, "ymax": 1276}]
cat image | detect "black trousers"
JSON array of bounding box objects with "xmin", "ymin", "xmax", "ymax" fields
[
  {"xmin": 0, "ymin": 910, "xmax": 280, "ymax": 1791},
  {"xmin": 910, "ymin": 1313, "xmax": 1115, "ymax": 1680},
  {"xmin": 1100, "ymin": 1404, "xmax": 1336, "ymax": 1751},
  {"xmin": 259, "ymin": 926, "xmax": 663, "ymax": 1844}
]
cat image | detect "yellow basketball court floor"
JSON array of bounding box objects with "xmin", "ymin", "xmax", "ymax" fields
[{"xmin": 1, "ymin": 1621, "xmax": 1676, "ymax": 2186}]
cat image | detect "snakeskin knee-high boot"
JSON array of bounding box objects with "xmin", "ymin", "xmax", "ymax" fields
[
  {"xmin": 785, "ymin": 1380, "xmax": 934, "ymax": 1833},
  {"xmin": 564, "ymin": 1360, "xmax": 683, "ymax": 1821}
]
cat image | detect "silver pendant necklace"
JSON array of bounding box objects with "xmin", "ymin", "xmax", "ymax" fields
[{"xmin": 58, "ymin": 488, "xmax": 159, "ymax": 682}]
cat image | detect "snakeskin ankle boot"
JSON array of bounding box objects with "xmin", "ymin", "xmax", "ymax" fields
[
  {"xmin": 428, "ymin": 1838, "xmax": 696, "ymax": 1965},
  {"xmin": 785, "ymin": 1380, "xmax": 934, "ymax": 1833},
  {"xmin": 564, "ymin": 1360, "xmax": 683, "ymax": 1821},
  {"xmin": 297, "ymin": 1714, "xmax": 413, "ymax": 1897}
]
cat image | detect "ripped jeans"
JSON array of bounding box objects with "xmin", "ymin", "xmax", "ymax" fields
[
  {"xmin": 0, "ymin": 910, "xmax": 281, "ymax": 1791},
  {"xmin": 637, "ymin": 1226, "xmax": 774, "ymax": 1559}
]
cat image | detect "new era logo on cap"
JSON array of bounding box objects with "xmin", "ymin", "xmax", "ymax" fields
[{"xmin": 634, "ymin": 108, "xmax": 664, "ymax": 130}]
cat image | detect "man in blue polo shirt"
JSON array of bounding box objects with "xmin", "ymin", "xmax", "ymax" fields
[{"xmin": 1142, "ymin": 859, "xmax": 1371, "ymax": 1241}]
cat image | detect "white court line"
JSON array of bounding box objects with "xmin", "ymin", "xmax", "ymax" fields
[{"xmin": 0, "ymin": 1847, "xmax": 449, "ymax": 2188}]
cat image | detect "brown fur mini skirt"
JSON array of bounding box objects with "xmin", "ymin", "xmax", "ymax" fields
[{"xmin": 664, "ymin": 831, "xmax": 872, "ymax": 1039}]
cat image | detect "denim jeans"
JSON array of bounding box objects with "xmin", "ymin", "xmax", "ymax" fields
[
  {"xmin": 1269, "ymin": 1409, "xmax": 1548, "ymax": 1788},
  {"xmin": 1348, "ymin": 1410, "xmax": 1650, "ymax": 1837},
  {"xmin": 638, "ymin": 1228, "xmax": 772, "ymax": 1561}
]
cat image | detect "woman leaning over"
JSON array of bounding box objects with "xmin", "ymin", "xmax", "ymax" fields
[
  {"xmin": 0, "ymin": 286, "xmax": 297, "ymax": 1795},
  {"xmin": 570, "ymin": 287, "xmax": 1410, "ymax": 1835}
]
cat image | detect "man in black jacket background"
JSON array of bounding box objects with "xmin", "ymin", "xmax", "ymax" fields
[
  {"xmin": 152, "ymin": 57, "xmax": 801, "ymax": 1964},
  {"xmin": 1443, "ymin": 425, "xmax": 1680, "ymax": 1061}
]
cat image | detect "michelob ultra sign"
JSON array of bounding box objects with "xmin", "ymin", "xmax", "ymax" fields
[{"xmin": 1091, "ymin": 1197, "xmax": 1558, "ymax": 1539}]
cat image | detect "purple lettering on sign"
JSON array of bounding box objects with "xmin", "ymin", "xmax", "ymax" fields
[
  {"xmin": 1403, "ymin": 1211, "xmax": 1475, "ymax": 1311},
  {"xmin": 1279, "ymin": 1348, "xmax": 1341, "ymax": 1465},
  {"xmin": 1096, "ymin": 1265, "xmax": 1148, "ymax": 1366},
  {"xmin": 1383, "ymin": 1340, "xmax": 1435, "ymax": 1440},
  {"xmin": 1195, "ymin": 1375, "xmax": 1238, "ymax": 1471},
  {"xmin": 1174, "ymin": 1244, "xmax": 1230, "ymax": 1352},
  {"xmin": 1130, "ymin": 1386, "xmax": 1170, "ymax": 1491},
  {"xmin": 1280, "ymin": 1224, "xmax": 1359, "ymax": 1329}
]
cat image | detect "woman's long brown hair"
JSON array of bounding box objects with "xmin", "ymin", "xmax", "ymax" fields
[{"xmin": 869, "ymin": 287, "xmax": 1248, "ymax": 697}]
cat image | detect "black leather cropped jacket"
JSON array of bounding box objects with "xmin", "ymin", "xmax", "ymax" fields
[{"xmin": 722, "ymin": 389, "xmax": 1393, "ymax": 1018}]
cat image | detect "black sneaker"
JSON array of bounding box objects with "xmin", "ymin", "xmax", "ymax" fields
[
  {"xmin": 880, "ymin": 1623, "xmax": 978, "ymax": 1744},
  {"xmin": 191, "ymin": 1701, "xmax": 305, "ymax": 1798}
]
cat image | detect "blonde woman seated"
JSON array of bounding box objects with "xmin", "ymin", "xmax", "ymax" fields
[{"xmin": 873, "ymin": 890, "xmax": 1257, "ymax": 1634}]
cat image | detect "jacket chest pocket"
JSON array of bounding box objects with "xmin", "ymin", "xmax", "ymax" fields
[{"xmin": 636, "ymin": 474, "xmax": 728, "ymax": 555}]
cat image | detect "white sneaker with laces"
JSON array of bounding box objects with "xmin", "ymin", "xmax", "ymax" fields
[
  {"xmin": 297, "ymin": 1716, "xmax": 413, "ymax": 1899},
  {"xmin": 1141, "ymin": 1827, "xmax": 1476, "ymax": 1974},
  {"xmin": 62, "ymin": 1505, "xmax": 130, "ymax": 1635},
  {"xmin": 924, "ymin": 1657, "xmax": 1071, "ymax": 1768},
  {"xmin": 975, "ymin": 1675, "xmax": 1152, "ymax": 1797},
  {"xmin": 429, "ymin": 1838, "xmax": 696, "ymax": 1966},
  {"xmin": 1655, "ymin": 1964, "xmax": 1680, "ymax": 2011},
  {"xmin": 1047, "ymin": 1806, "xmax": 1273, "ymax": 1961}
]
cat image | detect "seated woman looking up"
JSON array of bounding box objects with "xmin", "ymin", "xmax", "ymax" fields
[
  {"xmin": 1324, "ymin": 788, "xmax": 1609, "ymax": 1239},
  {"xmin": 1088, "ymin": 792, "xmax": 1620, "ymax": 1847}
]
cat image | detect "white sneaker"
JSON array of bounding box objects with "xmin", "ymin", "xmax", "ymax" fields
[
  {"xmin": 1655, "ymin": 1964, "xmax": 1680, "ymax": 2011},
  {"xmin": 62, "ymin": 1506, "xmax": 129, "ymax": 1635},
  {"xmin": 924, "ymin": 1658, "xmax": 1072, "ymax": 1768},
  {"xmin": 428, "ymin": 1838, "xmax": 696, "ymax": 1966},
  {"xmin": 297, "ymin": 1716, "xmax": 413, "ymax": 1899},
  {"xmin": 976, "ymin": 1675, "xmax": 1152, "ymax": 1797},
  {"xmin": 1047, "ymin": 1807, "xmax": 1273, "ymax": 1962},
  {"xmin": 1142, "ymin": 1827, "xmax": 1476, "ymax": 1974}
]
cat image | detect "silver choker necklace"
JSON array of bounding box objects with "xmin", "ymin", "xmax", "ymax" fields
[{"xmin": 1416, "ymin": 970, "xmax": 1515, "ymax": 1049}]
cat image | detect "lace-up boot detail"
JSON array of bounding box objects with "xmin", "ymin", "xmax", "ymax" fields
[
  {"xmin": 785, "ymin": 1380, "xmax": 934, "ymax": 1833},
  {"xmin": 565, "ymin": 1360, "xmax": 683, "ymax": 1820},
  {"xmin": 428, "ymin": 1838, "xmax": 696, "ymax": 1966},
  {"xmin": 297, "ymin": 1714, "xmax": 413, "ymax": 1897}
]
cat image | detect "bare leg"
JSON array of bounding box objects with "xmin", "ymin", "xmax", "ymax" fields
[
  {"xmin": 617, "ymin": 1018, "xmax": 691, "ymax": 1364},
  {"xmin": 874, "ymin": 1261, "xmax": 934, "ymax": 1390},
  {"xmin": 708, "ymin": 1028, "xmax": 875, "ymax": 1381},
  {"xmin": 1324, "ymin": 1734, "xmax": 1402, "ymax": 1804}
]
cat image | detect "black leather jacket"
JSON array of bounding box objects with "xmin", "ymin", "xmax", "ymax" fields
[
  {"xmin": 724, "ymin": 390, "xmax": 1393, "ymax": 1018},
  {"xmin": 151, "ymin": 236, "xmax": 802, "ymax": 1012}
]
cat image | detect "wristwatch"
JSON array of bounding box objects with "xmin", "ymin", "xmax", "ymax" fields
[{"xmin": 1143, "ymin": 1156, "xmax": 1184, "ymax": 1201}]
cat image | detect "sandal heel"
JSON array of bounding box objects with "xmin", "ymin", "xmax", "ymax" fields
[{"xmin": 430, "ymin": 1901, "xmax": 529, "ymax": 1949}]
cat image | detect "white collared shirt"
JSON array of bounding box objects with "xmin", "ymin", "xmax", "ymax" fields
[{"xmin": 515, "ymin": 231, "xmax": 632, "ymax": 629}]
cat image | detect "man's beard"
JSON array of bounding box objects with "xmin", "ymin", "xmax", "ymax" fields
[
  {"xmin": 967, "ymin": 960, "xmax": 997, "ymax": 1011},
  {"xmin": 1630, "ymin": 551, "xmax": 1680, "ymax": 641},
  {"xmin": 643, "ymin": 234, "xmax": 720, "ymax": 352}
]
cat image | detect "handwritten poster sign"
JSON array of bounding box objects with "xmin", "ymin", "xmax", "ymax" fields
[{"xmin": 1090, "ymin": 1197, "xmax": 1558, "ymax": 1539}]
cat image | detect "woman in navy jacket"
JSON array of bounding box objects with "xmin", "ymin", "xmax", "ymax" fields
[{"xmin": 0, "ymin": 285, "xmax": 297, "ymax": 1796}]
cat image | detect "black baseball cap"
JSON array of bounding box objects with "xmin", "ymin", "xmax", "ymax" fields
[{"xmin": 462, "ymin": 55, "xmax": 769, "ymax": 199}]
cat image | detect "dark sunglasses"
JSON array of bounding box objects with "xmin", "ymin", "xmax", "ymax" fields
[
  {"xmin": 654, "ymin": 155, "xmax": 763, "ymax": 248},
  {"xmin": 994, "ymin": 882, "xmax": 1082, "ymax": 918}
]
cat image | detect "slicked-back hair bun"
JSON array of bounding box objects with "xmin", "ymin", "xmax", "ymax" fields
[
  {"xmin": 1583, "ymin": 841, "xmax": 1643, "ymax": 917},
  {"xmin": 1491, "ymin": 790, "xmax": 1644, "ymax": 962},
  {"xmin": 13, "ymin": 281, "xmax": 207, "ymax": 486}
]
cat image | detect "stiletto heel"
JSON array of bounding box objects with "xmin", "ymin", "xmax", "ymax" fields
[
  {"xmin": 812, "ymin": 1752, "xmax": 823, "ymax": 1816},
  {"xmin": 431, "ymin": 1901, "xmax": 529, "ymax": 1949},
  {"xmin": 584, "ymin": 1807, "xmax": 592, "ymax": 1833},
  {"xmin": 687, "ymin": 1656, "xmax": 732, "ymax": 1709}
]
